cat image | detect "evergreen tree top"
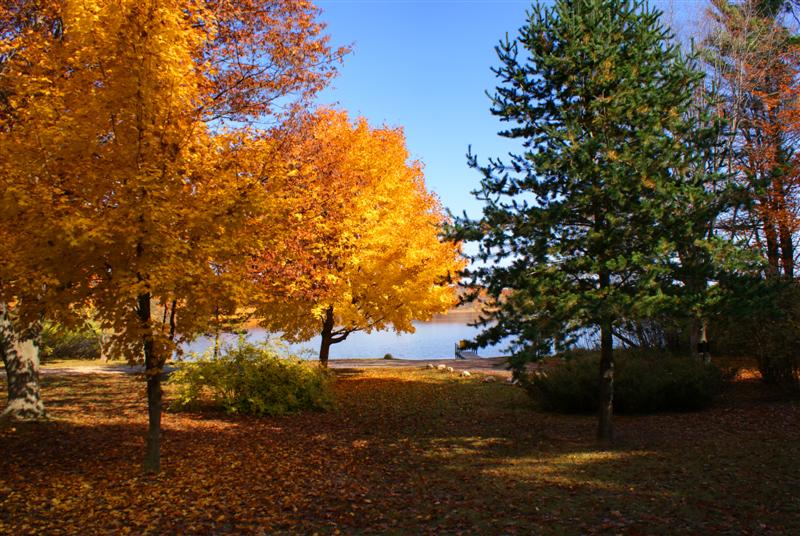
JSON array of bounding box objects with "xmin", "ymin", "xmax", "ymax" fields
[{"xmin": 458, "ymin": 0, "xmax": 724, "ymax": 359}]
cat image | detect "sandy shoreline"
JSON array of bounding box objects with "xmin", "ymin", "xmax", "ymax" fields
[
  {"xmin": 329, "ymin": 356, "xmax": 511, "ymax": 376},
  {"xmin": 30, "ymin": 356, "xmax": 512, "ymax": 377}
]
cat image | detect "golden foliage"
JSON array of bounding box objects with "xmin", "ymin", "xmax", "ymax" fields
[
  {"xmin": 252, "ymin": 109, "xmax": 465, "ymax": 346},
  {"xmin": 0, "ymin": 0, "xmax": 341, "ymax": 360}
]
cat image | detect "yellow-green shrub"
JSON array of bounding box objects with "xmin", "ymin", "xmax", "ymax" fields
[
  {"xmin": 39, "ymin": 321, "xmax": 103, "ymax": 360},
  {"xmin": 170, "ymin": 339, "xmax": 333, "ymax": 416}
]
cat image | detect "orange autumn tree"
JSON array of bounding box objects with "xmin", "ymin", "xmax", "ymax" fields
[
  {"xmin": 705, "ymin": 0, "xmax": 800, "ymax": 279},
  {"xmin": 0, "ymin": 0, "xmax": 342, "ymax": 471},
  {"xmin": 253, "ymin": 109, "xmax": 465, "ymax": 366},
  {"xmin": 740, "ymin": 40, "xmax": 800, "ymax": 280}
]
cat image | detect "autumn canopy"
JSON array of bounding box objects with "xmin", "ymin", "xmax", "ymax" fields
[{"xmin": 0, "ymin": 0, "xmax": 460, "ymax": 472}]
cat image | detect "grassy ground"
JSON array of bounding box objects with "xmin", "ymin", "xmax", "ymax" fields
[{"xmin": 1, "ymin": 366, "xmax": 798, "ymax": 534}]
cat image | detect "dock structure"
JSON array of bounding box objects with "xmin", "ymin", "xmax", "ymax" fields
[{"xmin": 454, "ymin": 341, "xmax": 479, "ymax": 359}]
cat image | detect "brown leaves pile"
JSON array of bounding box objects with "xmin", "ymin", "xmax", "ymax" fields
[{"xmin": 1, "ymin": 368, "xmax": 799, "ymax": 534}]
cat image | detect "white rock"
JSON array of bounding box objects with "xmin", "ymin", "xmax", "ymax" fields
[
  {"xmin": 436, "ymin": 364, "xmax": 447, "ymax": 371},
  {"xmin": 446, "ymin": 366, "xmax": 455, "ymax": 373},
  {"xmin": 426, "ymin": 363, "xmax": 435, "ymax": 369},
  {"xmin": 460, "ymin": 370, "xmax": 471, "ymax": 378}
]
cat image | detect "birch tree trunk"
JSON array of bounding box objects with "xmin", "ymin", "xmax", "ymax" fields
[
  {"xmin": 0, "ymin": 307, "xmax": 45, "ymax": 421},
  {"xmin": 99, "ymin": 329, "xmax": 112, "ymax": 363}
]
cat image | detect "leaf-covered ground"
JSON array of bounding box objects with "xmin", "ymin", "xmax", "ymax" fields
[{"xmin": 1, "ymin": 366, "xmax": 799, "ymax": 534}]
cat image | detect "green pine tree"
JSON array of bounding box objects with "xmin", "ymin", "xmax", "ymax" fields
[{"xmin": 459, "ymin": 0, "xmax": 723, "ymax": 442}]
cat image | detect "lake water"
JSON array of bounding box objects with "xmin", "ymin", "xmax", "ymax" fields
[{"xmin": 181, "ymin": 320, "xmax": 510, "ymax": 360}]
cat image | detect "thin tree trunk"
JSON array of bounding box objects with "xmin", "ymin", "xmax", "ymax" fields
[
  {"xmin": 137, "ymin": 293, "xmax": 162, "ymax": 474},
  {"xmin": 318, "ymin": 306, "xmax": 334, "ymax": 368},
  {"xmin": 212, "ymin": 305, "xmax": 220, "ymax": 359},
  {"xmin": 0, "ymin": 307, "xmax": 45, "ymax": 421},
  {"xmin": 699, "ymin": 319, "xmax": 710, "ymax": 364},
  {"xmin": 597, "ymin": 271, "xmax": 613, "ymax": 444}
]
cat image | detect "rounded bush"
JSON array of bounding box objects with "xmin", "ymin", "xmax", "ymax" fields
[
  {"xmin": 170, "ymin": 339, "xmax": 334, "ymax": 416},
  {"xmin": 40, "ymin": 321, "xmax": 103, "ymax": 360},
  {"xmin": 526, "ymin": 353, "xmax": 722, "ymax": 414}
]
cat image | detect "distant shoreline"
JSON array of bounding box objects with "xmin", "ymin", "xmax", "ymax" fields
[
  {"xmin": 429, "ymin": 309, "xmax": 481, "ymax": 323},
  {"xmin": 36, "ymin": 356, "xmax": 513, "ymax": 378}
]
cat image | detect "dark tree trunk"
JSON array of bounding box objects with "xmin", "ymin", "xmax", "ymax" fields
[
  {"xmin": 137, "ymin": 293, "xmax": 162, "ymax": 474},
  {"xmin": 0, "ymin": 307, "xmax": 45, "ymax": 421},
  {"xmin": 685, "ymin": 271, "xmax": 706, "ymax": 358},
  {"xmin": 319, "ymin": 306, "xmax": 334, "ymax": 368},
  {"xmin": 779, "ymin": 222, "xmax": 794, "ymax": 280},
  {"xmin": 699, "ymin": 319, "xmax": 710, "ymax": 364},
  {"xmin": 765, "ymin": 221, "xmax": 781, "ymax": 279},
  {"xmin": 597, "ymin": 270, "xmax": 613, "ymax": 444},
  {"xmin": 597, "ymin": 319, "xmax": 614, "ymax": 444}
]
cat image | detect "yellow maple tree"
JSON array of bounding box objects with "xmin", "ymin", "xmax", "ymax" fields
[
  {"xmin": 253, "ymin": 109, "xmax": 465, "ymax": 366},
  {"xmin": 0, "ymin": 0, "xmax": 341, "ymax": 471}
]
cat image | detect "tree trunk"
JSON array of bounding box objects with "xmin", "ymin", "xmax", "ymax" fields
[
  {"xmin": 99, "ymin": 329, "xmax": 111, "ymax": 363},
  {"xmin": 699, "ymin": 318, "xmax": 710, "ymax": 365},
  {"xmin": 597, "ymin": 318, "xmax": 614, "ymax": 444},
  {"xmin": 779, "ymin": 222, "xmax": 794, "ymax": 280},
  {"xmin": 597, "ymin": 269, "xmax": 613, "ymax": 444},
  {"xmin": 212, "ymin": 306, "xmax": 220, "ymax": 359},
  {"xmin": 690, "ymin": 316, "xmax": 711, "ymax": 362},
  {"xmin": 318, "ymin": 306, "xmax": 334, "ymax": 368},
  {"xmin": 138, "ymin": 293, "xmax": 162, "ymax": 474},
  {"xmin": 764, "ymin": 221, "xmax": 780, "ymax": 279},
  {"xmin": 0, "ymin": 307, "xmax": 45, "ymax": 421}
]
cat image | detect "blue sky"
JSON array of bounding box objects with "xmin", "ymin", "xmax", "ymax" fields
[{"xmin": 314, "ymin": 0, "xmax": 705, "ymax": 218}]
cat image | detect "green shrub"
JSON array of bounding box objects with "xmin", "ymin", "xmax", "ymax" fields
[
  {"xmin": 710, "ymin": 279, "xmax": 800, "ymax": 390},
  {"xmin": 526, "ymin": 353, "xmax": 722, "ymax": 414},
  {"xmin": 39, "ymin": 321, "xmax": 103, "ymax": 360},
  {"xmin": 526, "ymin": 356, "xmax": 599, "ymax": 413},
  {"xmin": 169, "ymin": 338, "xmax": 334, "ymax": 416},
  {"xmin": 748, "ymin": 286, "xmax": 800, "ymax": 390}
]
